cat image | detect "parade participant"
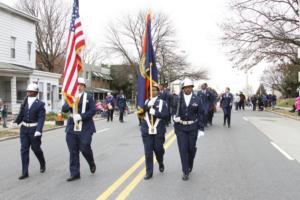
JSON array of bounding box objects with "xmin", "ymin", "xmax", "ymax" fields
[
  {"xmin": 207, "ymin": 87, "xmax": 217, "ymax": 126},
  {"xmin": 105, "ymin": 92, "xmax": 114, "ymax": 122},
  {"xmin": 159, "ymin": 84, "xmax": 172, "ymax": 126},
  {"xmin": 220, "ymin": 87, "xmax": 234, "ymax": 128},
  {"xmin": 13, "ymin": 83, "xmax": 46, "ymax": 180},
  {"xmin": 139, "ymin": 82, "xmax": 169, "ymax": 180},
  {"xmin": 117, "ymin": 90, "xmax": 127, "ymax": 123},
  {"xmin": 62, "ymin": 78, "xmax": 96, "ymax": 181},
  {"xmin": 197, "ymin": 83, "xmax": 213, "ymax": 127},
  {"xmin": 172, "ymin": 78, "xmax": 204, "ymax": 181}
]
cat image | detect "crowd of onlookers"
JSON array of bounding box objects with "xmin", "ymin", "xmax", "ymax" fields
[
  {"xmin": 232, "ymin": 92, "xmax": 300, "ymax": 117},
  {"xmin": 95, "ymin": 91, "xmax": 130, "ymax": 122},
  {"xmin": 233, "ymin": 92, "xmax": 277, "ymax": 112}
]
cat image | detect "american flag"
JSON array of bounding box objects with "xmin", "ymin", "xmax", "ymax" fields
[{"xmin": 62, "ymin": 0, "xmax": 85, "ymax": 106}]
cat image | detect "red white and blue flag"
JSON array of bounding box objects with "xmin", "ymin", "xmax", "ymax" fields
[{"xmin": 62, "ymin": 0, "xmax": 85, "ymax": 106}]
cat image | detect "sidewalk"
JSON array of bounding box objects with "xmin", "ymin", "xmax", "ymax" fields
[
  {"xmin": 0, "ymin": 115, "xmax": 107, "ymax": 141},
  {"xmin": 266, "ymin": 106, "xmax": 300, "ymax": 122}
]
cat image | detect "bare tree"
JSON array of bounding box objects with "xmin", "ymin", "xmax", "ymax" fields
[
  {"xmin": 105, "ymin": 10, "xmax": 207, "ymax": 84},
  {"xmin": 221, "ymin": 0, "xmax": 300, "ymax": 70},
  {"xmin": 82, "ymin": 40, "xmax": 106, "ymax": 66},
  {"xmin": 261, "ymin": 62, "xmax": 300, "ymax": 97},
  {"xmin": 16, "ymin": 0, "xmax": 70, "ymax": 72}
]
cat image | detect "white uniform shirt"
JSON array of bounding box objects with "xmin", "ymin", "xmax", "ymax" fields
[
  {"xmin": 184, "ymin": 93, "xmax": 192, "ymax": 107},
  {"xmin": 27, "ymin": 97, "xmax": 37, "ymax": 109}
]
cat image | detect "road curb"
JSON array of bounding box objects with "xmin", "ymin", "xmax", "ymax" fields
[
  {"xmin": 266, "ymin": 110, "xmax": 300, "ymax": 122},
  {"xmin": 0, "ymin": 117, "xmax": 106, "ymax": 142}
]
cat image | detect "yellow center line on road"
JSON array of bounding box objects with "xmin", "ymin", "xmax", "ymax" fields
[
  {"xmin": 115, "ymin": 134, "xmax": 177, "ymax": 200},
  {"xmin": 96, "ymin": 130, "xmax": 174, "ymax": 200}
]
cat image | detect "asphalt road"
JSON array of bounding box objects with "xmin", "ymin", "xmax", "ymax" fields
[{"xmin": 1, "ymin": 110, "xmax": 300, "ymax": 200}]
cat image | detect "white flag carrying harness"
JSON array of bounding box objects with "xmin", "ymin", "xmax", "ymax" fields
[
  {"xmin": 144, "ymin": 99, "xmax": 163, "ymax": 135},
  {"xmin": 73, "ymin": 92, "xmax": 87, "ymax": 131}
]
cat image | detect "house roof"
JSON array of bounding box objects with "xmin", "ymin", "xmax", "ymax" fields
[
  {"xmin": 0, "ymin": 2, "xmax": 39, "ymax": 22},
  {"xmin": 0, "ymin": 62, "xmax": 33, "ymax": 74}
]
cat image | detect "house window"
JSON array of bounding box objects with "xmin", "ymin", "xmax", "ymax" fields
[
  {"xmin": 10, "ymin": 37, "xmax": 16, "ymax": 58},
  {"xmin": 27, "ymin": 41, "xmax": 32, "ymax": 61},
  {"xmin": 39, "ymin": 82, "xmax": 44, "ymax": 100},
  {"xmin": 47, "ymin": 83, "xmax": 51, "ymax": 101}
]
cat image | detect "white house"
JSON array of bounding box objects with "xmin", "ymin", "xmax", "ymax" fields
[{"xmin": 0, "ymin": 2, "xmax": 61, "ymax": 114}]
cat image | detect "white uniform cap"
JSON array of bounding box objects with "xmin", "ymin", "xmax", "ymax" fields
[
  {"xmin": 26, "ymin": 83, "xmax": 39, "ymax": 92},
  {"xmin": 107, "ymin": 92, "xmax": 111, "ymax": 96},
  {"xmin": 181, "ymin": 78, "xmax": 194, "ymax": 88},
  {"xmin": 78, "ymin": 77, "xmax": 86, "ymax": 86}
]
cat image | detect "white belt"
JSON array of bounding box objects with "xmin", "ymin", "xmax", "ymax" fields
[
  {"xmin": 22, "ymin": 122, "xmax": 38, "ymax": 127},
  {"xmin": 179, "ymin": 120, "xmax": 195, "ymax": 125}
]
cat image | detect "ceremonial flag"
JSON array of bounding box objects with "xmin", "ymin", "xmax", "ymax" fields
[
  {"xmin": 137, "ymin": 12, "xmax": 158, "ymax": 114},
  {"xmin": 62, "ymin": 0, "xmax": 85, "ymax": 106}
]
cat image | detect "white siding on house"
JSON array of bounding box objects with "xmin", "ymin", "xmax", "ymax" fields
[
  {"xmin": 0, "ymin": 8, "xmax": 36, "ymax": 68},
  {"xmin": 30, "ymin": 70, "xmax": 61, "ymax": 113}
]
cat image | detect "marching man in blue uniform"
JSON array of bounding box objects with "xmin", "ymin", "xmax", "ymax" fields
[
  {"xmin": 13, "ymin": 83, "xmax": 46, "ymax": 180},
  {"xmin": 172, "ymin": 79, "xmax": 205, "ymax": 181},
  {"xmin": 139, "ymin": 82, "xmax": 169, "ymax": 180},
  {"xmin": 197, "ymin": 83, "xmax": 214, "ymax": 127},
  {"xmin": 62, "ymin": 78, "xmax": 97, "ymax": 181},
  {"xmin": 220, "ymin": 87, "xmax": 234, "ymax": 128}
]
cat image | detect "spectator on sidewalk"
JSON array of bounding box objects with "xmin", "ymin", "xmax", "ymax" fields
[
  {"xmin": 295, "ymin": 96, "xmax": 300, "ymax": 116},
  {"xmin": 2, "ymin": 104, "xmax": 7, "ymax": 128},
  {"xmin": 271, "ymin": 94, "xmax": 277, "ymax": 110},
  {"xmin": 105, "ymin": 93, "xmax": 115, "ymax": 122},
  {"xmin": 234, "ymin": 93, "xmax": 240, "ymax": 111}
]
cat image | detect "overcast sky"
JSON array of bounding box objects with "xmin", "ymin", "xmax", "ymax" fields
[{"xmin": 1, "ymin": 0, "xmax": 264, "ymax": 94}]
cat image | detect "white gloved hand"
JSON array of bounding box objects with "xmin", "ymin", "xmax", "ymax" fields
[
  {"xmin": 173, "ymin": 116, "xmax": 181, "ymax": 123},
  {"xmin": 34, "ymin": 131, "xmax": 42, "ymax": 137},
  {"xmin": 198, "ymin": 130, "xmax": 205, "ymax": 138},
  {"xmin": 149, "ymin": 108, "xmax": 156, "ymax": 115},
  {"xmin": 11, "ymin": 122, "xmax": 18, "ymax": 128},
  {"xmin": 147, "ymin": 99, "xmax": 155, "ymax": 107},
  {"xmin": 73, "ymin": 114, "xmax": 82, "ymax": 121}
]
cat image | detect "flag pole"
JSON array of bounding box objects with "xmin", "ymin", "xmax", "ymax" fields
[{"xmin": 149, "ymin": 63, "xmax": 154, "ymax": 131}]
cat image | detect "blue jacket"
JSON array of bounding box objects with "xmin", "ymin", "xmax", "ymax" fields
[
  {"xmin": 140, "ymin": 96, "xmax": 169, "ymax": 136},
  {"xmin": 159, "ymin": 90, "xmax": 172, "ymax": 111},
  {"xmin": 197, "ymin": 90, "xmax": 214, "ymax": 112},
  {"xmin": 172, "ymin": 92, "xmax": 204, "ymax": 132},
  {"xmin": 220, "ymin": 93, "xmax": 233, "ymax": 108},
  {"xmin": 62, "ymin": 93, "xmax": 96, "ymax": 134},
  {"xmin": 105, "ymin": 96, "xmax": 115, "ymax": 108},
  {"xmin": 117, "ymin": 95, "xmax": 127, "ymax": 112},
  {"xmin": 14, "ymin": 97, "xmax": 46, "ymax": 133}
]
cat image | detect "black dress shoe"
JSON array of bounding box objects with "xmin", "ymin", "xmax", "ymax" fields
[
  {"xmin": 66, "ymin": 175, "xmax": 80, "ymax": 182},
  {"xmin": 159, "ymin": 163, "xmax": 164, "ymax": 173},
  {"xmin": 182, "ymin": 173, "xmax": 189, "ymax": 181},
  {"xmin": 90, "ymin": 163, "xmax": 96, "ymax": 174},
  {"xmin": 40, "ymin": 165, "xmax": 46, "ymax": 173},
  {"xmin": 19, "ymin": 174, "xmax": 29, "ymax": 180},
  {"xmin": 143, "ymin": 174, "xmax": 153, "ymax": 180}
]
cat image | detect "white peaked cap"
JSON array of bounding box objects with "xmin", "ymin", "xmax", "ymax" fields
[
  {"xmin": 78, "ymin": 77, "xmax": 86, "ymax": 85},
  {"xmin": 26, "ymin": 83, "xmax": 39, "ymax": 92},
  {"xmin": 181, "ymin": 78, "xmax": 194, "ymax": 88}
]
